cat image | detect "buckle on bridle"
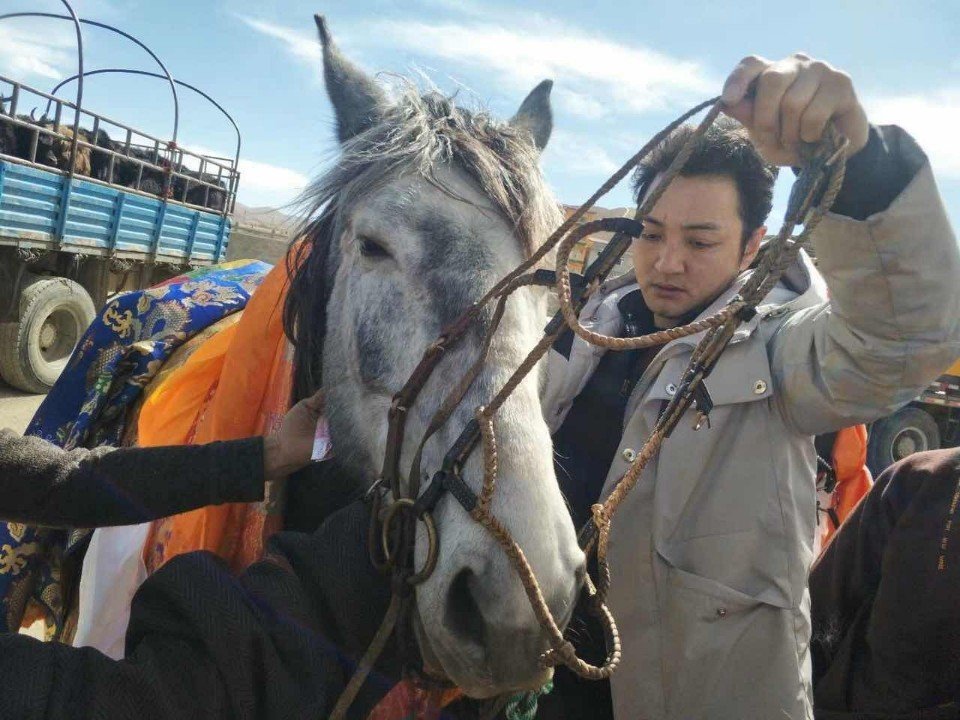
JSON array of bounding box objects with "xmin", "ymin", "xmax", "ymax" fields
[{"xmin": 380, "ymin": 498, "xmax": 439, "ymax": 585}]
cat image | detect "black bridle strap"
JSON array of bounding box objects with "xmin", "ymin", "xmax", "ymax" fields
[
  {"xmin": 406, "ymin": 273, "xmax": 547, "ymax": 500},
  {"xmin": 380, "ymin": 306, "xmax": 481, "ymax": 499},
  {"xmin": 411, "ymin": 216, "xmax": 645, "ymax": 517},
  {"xmin": 413, "ymin": 418, "xmax": 482, "ymax": 516}
]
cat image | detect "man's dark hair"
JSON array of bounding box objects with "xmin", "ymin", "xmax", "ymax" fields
[{"xmin": 632, "ymin": 117, "xmax": 778, "ymax": 248}]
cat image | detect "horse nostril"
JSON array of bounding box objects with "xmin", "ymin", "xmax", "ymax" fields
[{"xmin": 445, "ymin": 568, "xmax": 486, "ymax": 647}]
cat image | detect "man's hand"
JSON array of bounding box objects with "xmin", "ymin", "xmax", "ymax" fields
[
  {"xmin": 721, "ymin": 53, "xmax": 869, "ymax": 166},
  {"xmin": 264, "ymin": 391, "xmax": 325, "ymax": 482}
]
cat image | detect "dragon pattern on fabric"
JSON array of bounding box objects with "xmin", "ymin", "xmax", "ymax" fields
[{"xmin": 0, "ymin": 260, "xmax": 271, "ymax": 637}]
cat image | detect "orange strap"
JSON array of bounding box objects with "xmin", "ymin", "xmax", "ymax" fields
[{"xmin": 819, "ymin": 424, "xmax": 873, "ymax": 551}]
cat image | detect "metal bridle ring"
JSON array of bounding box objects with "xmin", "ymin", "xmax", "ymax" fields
[{"xmin": 380, "ymin": 498, "xmax": 439, "ymax": 585}]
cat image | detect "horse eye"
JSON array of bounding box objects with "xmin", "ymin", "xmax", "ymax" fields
[{"xmin": 358, "ymin": 235, "xmax": 390, "ymax": 259}]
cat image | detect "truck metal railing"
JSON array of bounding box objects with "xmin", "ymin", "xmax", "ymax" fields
[
  {"xmin": 0, "ymin": 3, "xmax": 241, "ymax": 216},
  {"xmin": 0, "ymin": 74, "xmax": 239, "ymax": 216},
  {"xmin": 40, "ymin": 68, "xmax": 243, "ymax": 215},
  {"xmin": 0, "ymin": 1, "xmax": 241, "ymax": 395},
  {"xmin": 0, "ymin": 9, "xmax": 180, "ymax": 146}
]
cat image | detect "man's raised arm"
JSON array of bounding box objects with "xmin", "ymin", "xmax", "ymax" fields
[{"xmin": 723, "ymin": 53, "xmax": 960, "ymax": 434}]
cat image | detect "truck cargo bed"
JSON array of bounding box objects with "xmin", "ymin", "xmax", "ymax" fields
[{"xmin": 0, "ymin": 158, "xmax": 229, "ymax": 265}]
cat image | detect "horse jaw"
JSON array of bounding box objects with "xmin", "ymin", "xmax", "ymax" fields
[{"xmin": 321, "ymin": 165, "xmax": 583, "ymax": 697}]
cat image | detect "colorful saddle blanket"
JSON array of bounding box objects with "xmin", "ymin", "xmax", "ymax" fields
[{"xmin": 0, "ymin": 260, "xmax": 271, "ymax": 636}]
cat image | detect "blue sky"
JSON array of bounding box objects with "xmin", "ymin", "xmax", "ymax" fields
[{"xmin": 3, "ymin": 0, "xmax": 960, "ymax": 228}]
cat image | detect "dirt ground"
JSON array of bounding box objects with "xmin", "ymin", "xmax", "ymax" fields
[{"xmin": 0, "ymin": 382, "xmax": 45, "ymax": 434}]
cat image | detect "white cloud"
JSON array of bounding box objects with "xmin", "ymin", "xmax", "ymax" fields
[
  {"xmin": 554, "ymin": 88, "xmax": 608, "ymax": 120},
  {"xmin": 414, "ymin": 0, "xmax": 491, "ymax": 17},
  {"xmin": 237, "ymin": 158, "xmax": 309, "ymax": 195},
  {"xmin": 69, "ymin": 0, "xmax": 125, "ymax": 16},
  {"xmin": 866, "ymin": 88, "xmax": 960, "ymax": 177},
  {"xmin": 233, "ymin": 7, "xmax": 713, "ymax": 201},
  {"xmin": 236, "ymin": 16, "xmax": 321, "ymax": 65},
  {"xmin": 240, "ymin": 11, "xmax": 716, "ymax": 120},
  {"xmin": 369, "ymin": 20, "xmax": 716, "ymax": 117},
  {"xmin": 185, "ymin": 144, "xmax": 309, "ymax": 209},
  {"xmin": 0, "ymin": 25, "xmax": 75, "ymax": 82},
  {"xmin": 0, "ymin": 0, "xmax": 125, "ymax": 86},
  {"xmin": 233, "ymin": 158, "xmax": 310, "ymax": 209},
  {"xmin": 546, "ymin": 131, "xmax": 620, "ymax": 176}
]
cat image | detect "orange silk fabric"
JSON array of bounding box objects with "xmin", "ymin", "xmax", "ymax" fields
[
  {"xmin": 818, "ymin": 424, "xmax": 873, "ymax": 552},
  {"xmin": 137, "ymin": 259, "xmax": 294, "ymax": 573}
]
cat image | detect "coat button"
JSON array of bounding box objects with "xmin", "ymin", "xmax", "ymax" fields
[
  {"xmin": 622, "ymin": 448, "xmax": 637, "ymax": 463},
  {"xmin": 716, "ymin": 608, "xmax": 727, "ymax": 618},
  {"xmin": 665, "ymin": 383, "xmax": 677, "ymax": 396},
  {"xmin": 753, "ymin": 380, "xmax": 767, "ymax": 395}
]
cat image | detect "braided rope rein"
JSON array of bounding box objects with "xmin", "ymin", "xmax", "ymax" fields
[
  {"xmin": 471, "ymin": 118, "xmax": 849, "ymax": 679},
  {"xmin": 332, "ymin": 99, "xmax": 850, "ymax": 718}
]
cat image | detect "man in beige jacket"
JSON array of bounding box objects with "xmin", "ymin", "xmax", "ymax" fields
[{"xmin": 541, "ymin": 53, "xmax": 960, "ymax": 719}]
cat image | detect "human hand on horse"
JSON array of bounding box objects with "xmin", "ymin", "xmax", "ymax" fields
[
  {"xmin": 721, "ymin": 52, "xmax": 870, "ymax": 166},
  {"xmin": 264, "ymin": 390, "xmax": 326, "ymax": 482}
]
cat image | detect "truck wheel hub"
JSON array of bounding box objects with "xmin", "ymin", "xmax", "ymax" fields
[
  {"xmin": 39, "ymin": 320, "xmax": 58, "ymax": 350},
  {"xmin": 893, "ymin": 427, "xmax": 926, "ymax": 459}
]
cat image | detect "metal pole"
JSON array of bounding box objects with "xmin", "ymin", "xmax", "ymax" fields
[{"xmin": 59, "ymin": 0, "xmax": 83, "ymax": 182}]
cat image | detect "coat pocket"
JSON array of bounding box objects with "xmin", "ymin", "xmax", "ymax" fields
[{"xmin": 657, "ymin": 553, "xmax": 810, "ymax": 720}]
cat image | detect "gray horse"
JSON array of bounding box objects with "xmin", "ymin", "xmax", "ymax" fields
[{"xmin": 282, "ymin": 16, "xmax": 584, "ymax": 698}]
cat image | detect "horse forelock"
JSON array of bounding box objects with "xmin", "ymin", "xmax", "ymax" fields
[{"xmin": 284, "ymin": 82, "xmax": 561, "ymax": 401}]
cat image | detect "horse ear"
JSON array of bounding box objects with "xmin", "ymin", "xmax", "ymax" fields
[
  {"xmin": 510, "ymin": 79, "xmax": 553, "ymax": 152},
  {"xmin": 315, "ymin": 15, "xmax": 388, "ymax": 143}
]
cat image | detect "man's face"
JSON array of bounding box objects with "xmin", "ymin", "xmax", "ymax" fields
[{"xmin": 632, "ymin": 174, "xmax": 763, "ymax": 328}]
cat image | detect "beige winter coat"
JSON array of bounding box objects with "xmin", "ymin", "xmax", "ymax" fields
[{"xmin": 543, "ymin": 154, "xmax": 960, "ymax": 719}]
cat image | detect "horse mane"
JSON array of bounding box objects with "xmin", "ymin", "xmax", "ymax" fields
[{"xmin": 283, "ymin": 83, "xmax": 562, "ymax": 400}]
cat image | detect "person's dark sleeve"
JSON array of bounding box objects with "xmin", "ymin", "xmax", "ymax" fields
[
  {"xmin": 0, "ymin": 552, "xmax": 307, "ymax": 719},
  {"xmin": 0, "ymin": 501, "xmax": 396, "ymax": 720},
  {"xmin": 810, "ymin": 448, "xmax": 960, "ymax": 714},
  {"xmin": 0, "ymin": 428, "xmax": 264, "ymax": 528},
  {"xmin": 0, "ymin": 631, "xmax": 229, "ymax": 719},
  {"xmin": 827, "ymin": 124, "xmax": 926, "ymax": 220}
]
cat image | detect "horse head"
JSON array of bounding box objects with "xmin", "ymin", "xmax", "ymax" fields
[{"xmin": 285, "ymin": 16, "xmax": 583, "ymax": 699}]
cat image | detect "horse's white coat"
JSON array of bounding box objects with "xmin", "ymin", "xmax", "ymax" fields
[
  {"xmin": 299, "ymin": 20, "xmax": 584, "ymax": 696},
  {"xmin": 323, "ymin": 166, "xmax": 583, "ymax": 696}
]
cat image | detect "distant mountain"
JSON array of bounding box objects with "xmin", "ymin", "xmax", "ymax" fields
[
  {"xmin": 226, "ymin": 204, "xmax": 297, "ymax": 263},
  {"xmin": 232, "ymin": 203, "xmax": 297, "ymax": 232}
]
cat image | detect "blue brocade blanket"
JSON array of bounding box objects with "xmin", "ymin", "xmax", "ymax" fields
[{"xmin": 0, "ymin": 260, "xmax": 272, "ymax": 636}]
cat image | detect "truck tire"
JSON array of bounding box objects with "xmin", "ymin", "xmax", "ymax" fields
[
  {"xmin": 0, "ymin": 277, "xmax": 96, "ymax": 394},
  {"xmin": 867, "ymin": 406, "xmax": 941, "ymax": 476}
]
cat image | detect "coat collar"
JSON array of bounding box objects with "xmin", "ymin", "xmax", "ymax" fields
[{"xmin": 590, "ymin": 246, "xmax": 827, "ymax": 352}]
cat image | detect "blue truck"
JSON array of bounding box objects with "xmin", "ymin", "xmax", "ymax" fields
[{"xmin": 0, "ymin": 69, "xmax": 239, "ymax": 393}]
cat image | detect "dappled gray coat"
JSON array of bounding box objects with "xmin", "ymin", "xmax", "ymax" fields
[{"xmin": 543, "ymin": 145, "xmax": 960, "ymax": 719}]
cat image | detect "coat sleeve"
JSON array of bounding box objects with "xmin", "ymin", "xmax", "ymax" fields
[
  {"xmin": 0, "ymin": 503, "xmax": 393, "ymax": 720},
  {"xmin": 0, "ymin": 550, "xmax": 341, "ymax": 719},
  {"xmin": 0, "ymin": 429, "xmax": 264, "ymax": 527},
  {"xmin": 769, "ymin": 126, "xmax": 960, "ymax": 436},
  {"xmin": 0, "ymin": 620, "xmax": 230, "ymax": 719}
]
